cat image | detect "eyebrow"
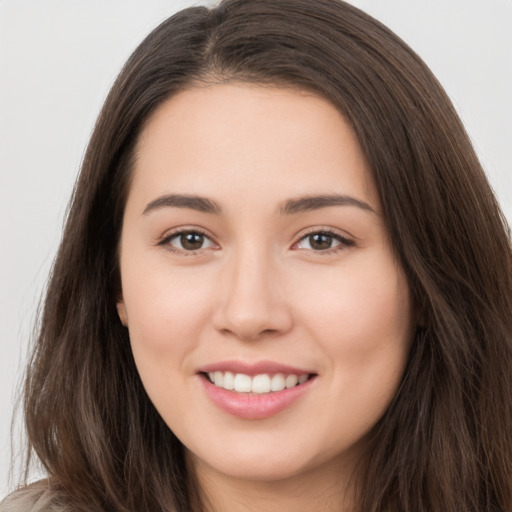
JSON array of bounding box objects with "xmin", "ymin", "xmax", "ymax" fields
[
  {"xmin": 280, "ymin": 194, "xmax": 376, "ymax": 215},
  {"xmin": 142, "ymin": 193, "xmax": 375, "ymax": 217},
  {"xmin": 142, "ymin": 194, "xmax": 222, "ymax": 215}
]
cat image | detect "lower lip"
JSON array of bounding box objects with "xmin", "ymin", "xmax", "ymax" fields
[{"xmin": 199, "ymin": 374, "xmax": 316, "ymax": 420}]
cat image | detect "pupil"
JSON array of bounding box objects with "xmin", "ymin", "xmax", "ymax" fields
[
  {"xmin": 181, "ymin": 233, "xmax": 204, "ymax": 250},
  {"xmin": 310, "ymin": 233, "xmax": 332, "ymax": 250}
]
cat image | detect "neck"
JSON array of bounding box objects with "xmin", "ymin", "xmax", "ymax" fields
[{"xmin": 188, "ymin": 451, "xmax": 360, "ymax": 512}]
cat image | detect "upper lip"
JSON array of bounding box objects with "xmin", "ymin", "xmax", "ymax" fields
[{"xmin": 197, "ymin": 360, "xmax": 315, "ymax": 376}]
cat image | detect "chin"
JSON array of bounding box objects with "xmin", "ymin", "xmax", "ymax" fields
[
  {"xmin": 186, "ymin": 433, "xmax": 348, "ymax": 485},
  {"xmin": 193, "ymin": 453, "xmax": 312, "ymax": 483}
]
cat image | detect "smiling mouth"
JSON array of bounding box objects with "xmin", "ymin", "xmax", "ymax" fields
[{"xmin": 202, "ymin": 371, "xmax": 315, "ymax": 394}]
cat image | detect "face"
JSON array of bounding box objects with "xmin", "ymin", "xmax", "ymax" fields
[{"xmin": 117, "ymin": 84, "xmax": 414, "ymax": 485}]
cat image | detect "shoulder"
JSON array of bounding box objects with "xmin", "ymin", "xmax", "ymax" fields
[{"xmin": 0, "ymin": 481, "xmax": 69, "ymax": 512}]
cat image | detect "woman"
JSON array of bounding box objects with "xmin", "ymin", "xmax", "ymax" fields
[{"xmin": 2, "ymin": 0, "xmax": 511, "ymax": 511}]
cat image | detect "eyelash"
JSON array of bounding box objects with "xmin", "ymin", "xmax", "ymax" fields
[
  {"xmin": 293, "ymin": 229, "xmax": 355, "ymax": 255},
  {"xmin": 158, "ymin": 228, "xmax": 355, "ymax": 255},
  {"xmin": 158, "ymin": 228, "xmax": 217, "ymax": 256}
]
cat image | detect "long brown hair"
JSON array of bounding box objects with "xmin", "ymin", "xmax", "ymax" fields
[{"xmin": 16, "ymin": 0, "xmax": 512, "ymax": 511}]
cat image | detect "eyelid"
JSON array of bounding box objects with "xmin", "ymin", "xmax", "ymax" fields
[
  {"xmin": 157, "ymin": 226, "xmax": 219, "ymax": 254},
  {"xmin": 291, "ymin": 227, "xmax": 356, "ymax": 253},
  {"xmin": 156, "ymin": 225, "xmax": 355, "ymax": 255}
]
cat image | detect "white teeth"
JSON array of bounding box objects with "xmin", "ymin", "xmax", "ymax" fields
[
  {"xmin": 285, "ymin": 374, "xmax": 298, "ymax": 388},
  {"xmin": 271, "ymin": 373, "xmax": 286, "ymax": 391},
  {"xmin": 298, "ymin": 374, "xmax": 308, "ymax": 384},
  {"xmin": 214, "ymin": 371, "xmax": 223, "ymax": 387},
  {"xmin": 223, "ymin": 371, "xmax": 235, "ymax": 390},
  {"xmin": 234, "ymin": 373, "xmax": 252, "ymax": 392},
  {"xmin": 207, "ymin": 371, "xmax": 310, "ymax": 394},
  {"xmin": 252, "ymin": 374, "xmax": 271, "ymax": 394}
]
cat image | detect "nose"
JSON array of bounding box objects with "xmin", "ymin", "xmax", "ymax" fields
[{"xmin": 212, "ymin": 247, "xmax": 293, "ymax": 341}]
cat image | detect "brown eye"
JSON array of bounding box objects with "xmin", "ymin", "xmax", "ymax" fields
[
  {"xmin": 165, "ymin": 231, "xmax": 216, "ymax": 252},
  {"xmin": 180, "ymin": 232, "xmax": 205, "ymax": 250},
  {"xmin": 308, "ymin": 233, "xmax": 335, "ymax": 250},
  {"xmin": 295, "ymin": 230, "xmax": 353, "ymax": 252}
]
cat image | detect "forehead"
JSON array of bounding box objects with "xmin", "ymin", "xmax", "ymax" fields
[{"xmin": 130, "ymin": 83, "xmax": 379, "ymax": 213}]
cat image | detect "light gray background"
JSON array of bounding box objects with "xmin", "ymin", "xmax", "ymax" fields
[{"xmin": 1, "ymin": 0, "xmax": 511, "ymax": 498}]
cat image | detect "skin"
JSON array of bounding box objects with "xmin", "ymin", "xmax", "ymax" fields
[{"xmin": 117, "ymin": 84, "xmax": 415, "ymax": 512}]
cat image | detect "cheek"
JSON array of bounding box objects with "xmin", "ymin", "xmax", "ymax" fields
[
  {"xmin": 295, "ymin": 259, "xmax": 413, "ymax": 446},
  {"xmin": 119, "ymin": 263, "xmax": 217, "ymax": 428},
  {"xmin": 120, "ymin": 260, "xmax": 216, "ymax": 360},
  {"xmin": 296, "ymin": 254, "xmax": 413, "ymax": 379}
]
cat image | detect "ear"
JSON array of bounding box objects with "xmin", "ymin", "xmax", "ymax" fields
[{"xmin": 116, "ymin": 297, "xmax": 128, "ymax": 326}]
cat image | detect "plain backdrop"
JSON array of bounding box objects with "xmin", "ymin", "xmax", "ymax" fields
[{"xmin": 1, "ymin": 0, "xmax": 511, "ymax": 499}]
